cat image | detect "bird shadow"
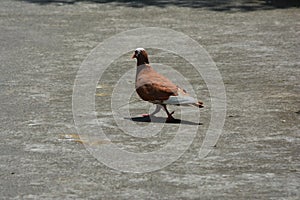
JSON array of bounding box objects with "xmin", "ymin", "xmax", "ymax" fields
[{"xmin": 125, "ymin": 116, "xmax": 202, "ymax": 126}]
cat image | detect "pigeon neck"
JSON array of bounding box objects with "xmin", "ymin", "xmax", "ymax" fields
[
  {"xmin": 137, "ymin": 56, "xmax": 149, "ymax": 66},
  {"xmin": 136, "ymin": 64, "xmax": 150, "ymax": 82}
]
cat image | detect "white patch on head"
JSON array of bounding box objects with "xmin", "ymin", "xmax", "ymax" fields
[{"xmin": 135, "ymin": 48, "xmax": 145, "ymax": 52}]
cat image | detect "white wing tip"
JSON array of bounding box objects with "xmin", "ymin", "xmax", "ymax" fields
[{"xmin": 163, "ymin": 96, "xmax": 197, "ymax": 105}]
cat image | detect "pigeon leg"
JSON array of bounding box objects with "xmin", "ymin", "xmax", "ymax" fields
[
  {"xmin": 142, "ymin": 104, "xmax": 162, "ymax": 117},
  {"xmin": 162, "ymin": 104, "xmax": 178, "ymax": 123},
  {"xmin": 150, "ymin": 104, "xmax": 162, "ymax": 116}
]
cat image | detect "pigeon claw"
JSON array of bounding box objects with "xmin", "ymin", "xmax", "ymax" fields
[{"xmin": 166, "ymin": 116, "xmax": 181, "ymax": 123}]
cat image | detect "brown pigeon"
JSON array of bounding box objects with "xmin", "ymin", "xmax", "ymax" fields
[{"xmin": 132, "ymin": 48, "xmax": 203, "ymax": 123}]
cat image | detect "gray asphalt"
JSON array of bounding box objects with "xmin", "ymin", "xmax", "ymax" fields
[{"xmin": 0, "ymin": 0, "xmax": 299, "ymax": 199}]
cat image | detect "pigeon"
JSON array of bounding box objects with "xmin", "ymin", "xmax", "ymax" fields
[{"xmin": 132, "ymin": 48, "xmax": 203, "ymax": 123}]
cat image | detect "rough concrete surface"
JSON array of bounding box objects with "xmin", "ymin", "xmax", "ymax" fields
[{"xmin": 0, "ymin": 0, "xmax": 299, "ymax": 199}]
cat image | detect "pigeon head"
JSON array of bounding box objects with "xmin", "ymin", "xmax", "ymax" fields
[{"xmin": 131, "ymin": 48, "xmax": 149, "ymax": 65}]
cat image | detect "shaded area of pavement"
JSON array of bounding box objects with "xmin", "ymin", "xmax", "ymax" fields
[{"xmin": 18, "ymin": 0, "xmax": 300, "ymax": 10}]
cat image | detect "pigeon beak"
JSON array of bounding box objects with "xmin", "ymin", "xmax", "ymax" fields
[{"xmin": 131, "ymin": 53, "xmax": 136, "ymax": 59}]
